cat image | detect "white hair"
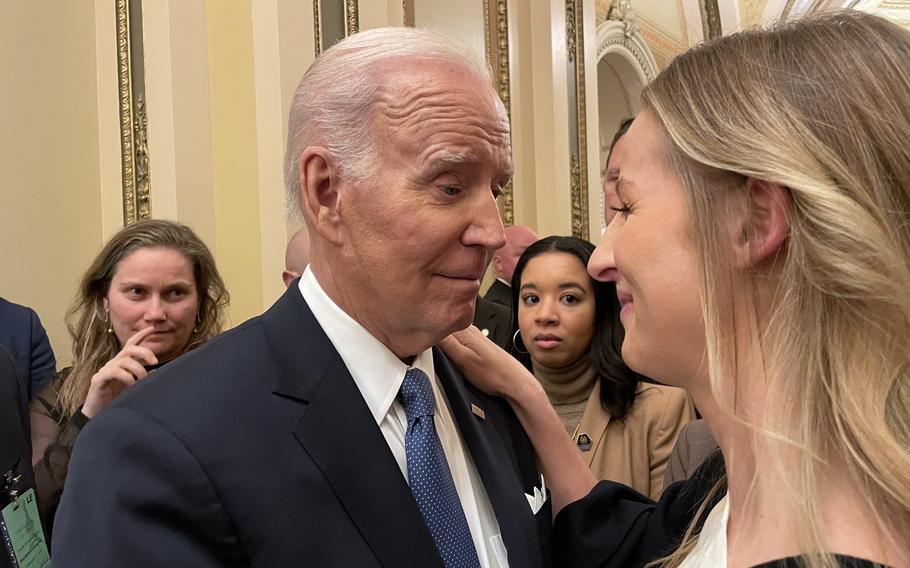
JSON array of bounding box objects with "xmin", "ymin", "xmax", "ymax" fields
[{"xmin": 283, "ymin": 27, "xmax": 494, "ymax": 217}]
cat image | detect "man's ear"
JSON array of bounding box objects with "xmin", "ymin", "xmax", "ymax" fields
[
  {"xmin": 736, "ymin": 178, "xmax": 790, "ymax": 268},
  {"xmin": 491, "ymin": 254, "xmax": 504, "ymax": 277},
  {"xmin": 297, "ymin": 147, "xmax": 344, "ymax": 245}
]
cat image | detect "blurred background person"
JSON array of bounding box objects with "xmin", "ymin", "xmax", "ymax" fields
[
  {"xmin": 0, "ymin": 297, "xmax": 56, "ymax": 400},
  {"xmin": 282, "ymin": 227, "xmax": 311, "ymax": 287},
  {"xmin": 484, "ymin": 225, "xmax": 537, "ymax": 309},
  {"xmin": 472, "ymin": 295, "xmax": 511, "ymax": 350},
  {"xmin": 29, "ymin": 219, "xmax": 229, "ymax": 536},
  {"xmin": 510, "ymin": 235, "xmax": 692, "ymax": 499}
]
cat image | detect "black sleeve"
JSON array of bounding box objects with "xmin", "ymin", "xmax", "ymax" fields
[
  {"xmin": 552, "ymin": 452, "xmax": 725, "ymax": 568},
  {"xmin": 52, "ymin": 407, "xmax": 246, "ymax": 567},
  {"xmin": 26, "ymin": 308, "xmax": 56, "ymax": 398}
]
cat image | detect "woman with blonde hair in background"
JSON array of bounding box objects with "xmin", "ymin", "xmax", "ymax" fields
[
  {"xmin": 30, "ymin": 219, "xmax": 229, "ymax": 536},
  {"xmin": 442, "ymin": 11, "xmax": 910, "ymax": 568}
]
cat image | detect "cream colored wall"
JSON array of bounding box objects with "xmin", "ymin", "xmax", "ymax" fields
[
  {"xmin": 0, "ymin": 0, "xmax": 105, "ymax": 365},
  {"xmin": 206, "ymin": 0, "xmax": 264, "ymax": 327}
]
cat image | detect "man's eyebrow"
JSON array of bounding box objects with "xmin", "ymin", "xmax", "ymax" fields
[{"xmin": 424, "ymin": 151, "xmax": 513, "ymax": 177}]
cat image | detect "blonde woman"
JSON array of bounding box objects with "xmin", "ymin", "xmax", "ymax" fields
[
  {"xmin": 30, "ymin": 219, "xmax": 229, "ymax": 535},
  {"xmin": 442, "ymin": 11, "xmax": 909, "ymax": 568}
]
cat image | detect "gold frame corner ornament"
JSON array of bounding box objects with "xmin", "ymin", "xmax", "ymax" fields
[
  {"xmin": 484, "ymin": 0, "xmax": 514, "ymax": 226},
  {"xmin": 344, "ymin": 0, "xmax": 359, "ymax": 36},
  {"xmin": 314, "ymin": 0, "xmax": 360, "ymax": 57},
  {"xmin": 699, "ymin": 0, "xmax": 722, "ymax": 39},
  {"xmin": 567, "ymin": 0, "xmax": 589, "ymax": 241},
  {"xmin": 116, "ymin": 0, "xmax": 151, "ymax": 225}
]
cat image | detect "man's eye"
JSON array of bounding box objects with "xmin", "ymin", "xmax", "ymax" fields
[{"xmin": 441, "ymin": 186, "xmax": 461, "ymax": 197}]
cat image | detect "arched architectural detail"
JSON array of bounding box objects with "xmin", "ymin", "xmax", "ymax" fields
[{"xmin": 593, "ymin": 6, "xmax": 658, "ymax": 233}]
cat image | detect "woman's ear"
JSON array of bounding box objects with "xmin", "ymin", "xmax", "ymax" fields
[
  {"xmin": 297, "ymin": 147, "xmax": 345, "ymax": 245},
  {"xmin": 736, "ymin": 178, "xmax": 791, "ymax": 268}
]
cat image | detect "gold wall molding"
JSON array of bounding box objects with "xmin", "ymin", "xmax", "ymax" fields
[
  {"xmin": 344, "ymin": 0, "xmax": 359, "ymax": 36},
  {"xmin": 403, "ymin": 0, "xmax": 415, "ymax": 27},
  {"xmin": 116, "ymin": 0, "xmax": 151, "ymax": 224},
  {"xmin": 567, "ymin": 0, "xmax": 589, "ymax": 240},
  {"xmin": 313, "ymin": 0, "xmax": 360, "ymax": 56},
  {"xmin": 313, "ymin": 0, "xmax": 323, "ymax": 57},
  {"xmin": 699, "ymin": 0, "xmax": 723, "ymax": 39},
  {"xmin": 483, "ymin": 0, "xmax": 513, "ymax": 225}
]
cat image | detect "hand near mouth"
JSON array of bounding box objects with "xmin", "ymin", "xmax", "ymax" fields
[{"xmin": 81, "ymin": 326, "xmax": 159, "ymax": 418}]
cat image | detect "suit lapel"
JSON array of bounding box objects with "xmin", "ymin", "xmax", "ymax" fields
[
  {"xmin": 576, "ymin": 381, "xmax": 611, "ymax": 468},
  {"xmin": 262, "ymin": 286, "xmax": 443, "ymax": 568},
  {"xmin": 434, "ymin": 349, "xmax": 542, "ymax": 568}
]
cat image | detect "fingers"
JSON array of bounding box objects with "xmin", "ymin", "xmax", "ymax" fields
[
  {"xmin": 119, "ymin": 344, "xmax": 158, "ymax": 367},
  {"xmin": 118, "ymin": 356, "xmax": 149, "ymax": 381},
  {"xmin": 125, "ymin": 325, "xmax": 157, "ymax": 347}
]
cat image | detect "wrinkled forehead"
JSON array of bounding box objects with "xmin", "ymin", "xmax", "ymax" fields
[{"xmin": 371, "ymin": 61, "xmax": 511, "ymax": 155}]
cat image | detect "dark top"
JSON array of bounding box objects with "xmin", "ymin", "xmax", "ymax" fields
[
  {"xmin": 0, "ymin": 297, "xmax": 56, "ymax": 400},
  {"xmin": 0, "ymin": 345, "xmax": 36, "ymax": 568},
  {"xmin": 473, "ymin": 295, "xmax": 512, "ymax": 350},
  {"xmin": 483, "ymin": 279, "xmax": 512, "ymax": 309},
  {"xmin": 554, "ymin": 451, "xmax": 894, "ymax": 567}
]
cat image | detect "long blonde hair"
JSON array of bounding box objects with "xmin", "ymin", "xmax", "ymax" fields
[
  {"xmin": 643, "ymin": 11, "xmax": 910, "ymax": 567},
  {"xmin": 57, "ymin": 220, "xmax": 230, "ymax": 418}
]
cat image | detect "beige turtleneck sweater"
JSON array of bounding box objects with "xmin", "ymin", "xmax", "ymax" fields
[{"xmin": 531, "ymin": 356, "xmax": 598, "ymax": 436}]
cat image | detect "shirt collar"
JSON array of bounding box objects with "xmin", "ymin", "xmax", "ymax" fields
[{"xmin": 298, "ymin": 266, "xmax": 436, "ymax": 425}]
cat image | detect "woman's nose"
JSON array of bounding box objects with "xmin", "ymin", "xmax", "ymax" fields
[
  {"xmin": 589, "ymin": 221, "xmax": 619, "ymax": 283},
  {"xmin": 144, "ymin": 297, "xmax": 166, "ymax": 322}
]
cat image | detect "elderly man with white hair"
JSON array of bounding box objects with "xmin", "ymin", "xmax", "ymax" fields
[{"xmin": 53, "ymin": 27, "xmax": 551, "ymax": 568}]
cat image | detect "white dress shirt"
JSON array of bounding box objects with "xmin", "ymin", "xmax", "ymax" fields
[
  {"xmin": 678, "ymin": 493, "xmax": 728, "ymax": 568},
  {"xmin": 298, "ymin": 267, "xmax": 509, "ymax": 568}
]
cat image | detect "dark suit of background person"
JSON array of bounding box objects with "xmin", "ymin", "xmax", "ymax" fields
[
  {"xmin": 0, "ymin": 297, "xmax": 56, "ymax": 400},
  {"xmin": 473, "ymin": 296, "xmax": 512, "ymax": 350},
  {"xmin": 53, "ymin": 286, "xmax": 550, "ymax": 567},
  {"xmin": 484, "ymin": 279, "xmax": 512, "ymax": 309},
  {"xmin": 0, "ymin": 345, "xmax": 37, "ymax": 568}
]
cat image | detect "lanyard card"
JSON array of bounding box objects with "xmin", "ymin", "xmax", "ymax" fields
[{"xmin": 0, "ymin": 488, "xmax": 50, "ymax": 568}]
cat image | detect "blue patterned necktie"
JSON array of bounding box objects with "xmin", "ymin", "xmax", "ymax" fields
[{"xmin": 399, "ymin": 368, "xmax": 481, "ymax": 568}]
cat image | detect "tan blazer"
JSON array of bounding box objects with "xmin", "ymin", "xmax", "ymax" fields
[{"xmin": 573, "ymin": 381, "xmax": 694, "ymax": 500}]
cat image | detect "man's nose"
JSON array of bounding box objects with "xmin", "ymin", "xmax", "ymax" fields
[
  {"xmin": 463, "ymin": 191, "xmax": 506, "ymax": 251},
  {"xmin": 589, "ymin": 219, "xmax": 619, "ymax": 283}
]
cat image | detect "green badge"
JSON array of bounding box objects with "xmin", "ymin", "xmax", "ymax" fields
[{"xmin": 1, "ymin": 488, "xmax": 50, "ymax": 568}]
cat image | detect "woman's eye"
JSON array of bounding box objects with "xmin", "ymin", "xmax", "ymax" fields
[
  {"xmin": 561, "ymin": 294, "xmax": 579, "ymax": 305},
  {"xmin": 522, "ymin": 294, "xmax": 539, "ymax": 305},
  {"xmin": 610, "ymin": 204, "xmax": 632, "ymax": 218}
]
